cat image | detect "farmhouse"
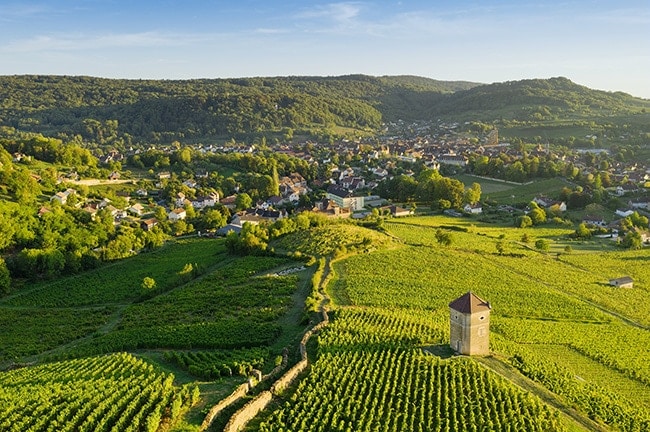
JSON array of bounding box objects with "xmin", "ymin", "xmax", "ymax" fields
[
  {"xmin": 168, "ymin": 208, "xmax": 187, "ymax": 221},
  {"xmin": 380, "ymin": 205, "xmax": 411, "ymax": 217},
  {"xmin": 463, "ymin": 203, "xmax": 483, "ymax": 214},
  {"xmin": 50, "ymin": 188, "xmax": 76, "ymax": 205},
  {"xmin": 609, "ymin": 276, "xmax": 633, "ymax": 288},
  {"xmin": 140, "ymin": 218, "xmax": 158, "ymax": 231},
  {"xmin": 449, "ymin": 292, "xmax": 491, "ymax": 356},
  {"xmin": 127, "ymin": 203, "xmax": 145, "ymax": 216}
]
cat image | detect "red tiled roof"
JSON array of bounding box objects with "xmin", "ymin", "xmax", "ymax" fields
[{"xmin": 449, "ymin": 292, "xmax": 491, "ymax": 314}]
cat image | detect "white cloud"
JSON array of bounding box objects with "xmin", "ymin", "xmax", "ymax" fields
[
  {"xmin": 296, "ymin": 2, "xmax": 362, "ymax": 22},
  {"xmin": 291, "ymin": 2, "xmax": 487, "ymax": 39},
  {"xmin": 0, "ymin": 3, "xmax": 49, "ymax": 22},
  {"xmin": 582, "ymin": 7, "xmax": 650, "ymax": 25},
  {"xmin": 254, "ymin": 28, "xmax": 290, "ymax": 34},
  {"xmin": 2, "ymin": 31, "xmax": 210, "ymax": 53}
]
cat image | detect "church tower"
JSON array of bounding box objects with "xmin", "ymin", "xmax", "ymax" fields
[{"xmin": 449, "ymin": 292, "xmax": 491, "ymax": 355}]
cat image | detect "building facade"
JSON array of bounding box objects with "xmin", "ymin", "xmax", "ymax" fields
[{"xmin": 449, "ymin": 292, "xmax": 491, "ymax": 355}]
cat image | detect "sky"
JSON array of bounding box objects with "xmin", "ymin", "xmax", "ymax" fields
[{"xmin": 1, "ymin": 0, "xmax": 649, "ymax": 98}]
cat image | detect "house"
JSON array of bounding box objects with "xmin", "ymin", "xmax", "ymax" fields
[
  {"xmin": 263, "ymin": 195, "xmax": 284, "ymax": 209},
  {"xmin": 326, "ymin": 185, "xmax": 364, "ymax": 211},
  {"xmin": 174, "ymin": 192, "xmax": 187, "ymax": 207},
  {"xmin": 158, "ymin": 171, "xmax": 171, "ymax": 180},
  {"xmin": 50, "ymin": 188, "xmax": 76, "ymax": 205},
  {"xmin": 381, "ymin": 205, "xmax": 412, "ymax": 217},
  {"xmin": 220, "ymin": 195, "xmax": 238, "ymax": 210},
  {"xmin": 463, "ymin": 203, "xmax": 483, "ymax": 215},
  {"xmin": 37, "ymin": 206, "xmax": 51, "ymax": 217},
  {"xmin": 312, "ymin": 199, "xmax": 351, "ymax": 218},
  {"xmin": 168, "ymin": 208, "xmax": 187, "ymax": 221},
  {"xmin": 128, "ymin": 203, "xmax": 145, "ymax": 216},
  {"xmin": 108, "ymin": 171, "xmax": 121, "ymax": 180},
  {"xmin": 449, "ymin": 292, "xmax": 491, "ymax": 356},
  {"xmin": 105, "ymin": 205, "xmax": 125, "ymax": 219},
  {"xmin": 582, "ymin": 215, "xmax": 607, "ymax": 228},
  {"xmin": 82, "ymin": 204, "xmax": 98, "ymax": 220},
  {"xmin": 616, "ymin": 183, "xmax": 639, "ymax": 196},
  {"xmin": 629, "ymin": 198, "xmax": 650, "ymax": 210},
  {"xmin": 533, "ymin": 195, "xmax": 554, "ymax": 208},
  {"xmin": 341, "ymin": 176, "xmax": 365, "ymax": 191},
  {"xmin": 216, "ymin": 223, "xmax": 243, "ymax": 236},
  {"xmin": 182, "ymin": 179, "xmax": 197, "ymax": 189},
  {"xmin": 609, "ymin": 276, "xmax": 633, "ymax": 288},
  {"xmin": 51, "ymin": 191, "xmax": 69, "ymax": 205},
  {"xmin": 97, "ymin": 198, "xmax": 111, "ymax": 209},
  {"xmin": 438, "ymin": 154, "xmax": 468, "ymax": 167},
  {"xmin": 372, "ymin": 168, "xmax": 389, "ymax": 178},
  {"xmin": 615, "ymin": 208, "xmax": 635, "ymax": 218},
  {"xmin": 192, "ymin": 192, "xmax": 219, "ymax": 209},
  {"xmin": 231, "ymin": 213, "xmax": 264, "ymax": 226},
  {"xmin": 140, "ymin": 218, "xmax": 158, "ymax": 231}
]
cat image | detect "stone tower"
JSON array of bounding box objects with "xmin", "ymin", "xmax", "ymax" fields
[{"xmin": 449, "ymin": 291, "xmax": 491, "ymax": 355}]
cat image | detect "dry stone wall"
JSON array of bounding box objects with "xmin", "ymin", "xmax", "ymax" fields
[
  {"xmin": 222, "ymin": 391, "xmax": 274, "ymax": 432},
  {"xmin": 199, "ymin": 383, "xmax": 250, "ymax": 431}
]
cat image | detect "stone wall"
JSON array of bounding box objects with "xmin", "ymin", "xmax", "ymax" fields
[
  {"xmin": 270, "ymin": 359, "xmax": 308, "ymax": 395},
  {"xmin": 199, "ymin": 383, "xmax": 250, "ymax": 431},
  {"xmin": 222, "ymin": 391, "xmax": 274, "ymax": 432},
  {"xmin": 207, "ymin": 283, "xmax": 331, "ymax": 431}
]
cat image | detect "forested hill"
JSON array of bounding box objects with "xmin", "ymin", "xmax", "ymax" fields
[
  {"xmin": 427, "ymin": 77, "xmax": 650, "ymax": 120},
  {"xmin": 0, "ymin": 74, "xmax": 647, "ymax": 145}
]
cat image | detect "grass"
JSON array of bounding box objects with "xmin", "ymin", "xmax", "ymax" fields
[{"xmin": 487, "ymin": 177, "xmax": 570, "ymax": 203}]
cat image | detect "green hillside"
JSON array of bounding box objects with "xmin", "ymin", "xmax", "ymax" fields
[{"xmin": 1, "ymin": 74, "xmax": 648, "ymax": 145}]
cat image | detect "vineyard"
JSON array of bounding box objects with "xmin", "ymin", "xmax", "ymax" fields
[
  {"xmin": 250, "ymin": 217, "xmax": 650, "ymax": 432},
  {"xmin": 271, "ymin": 222, "xmax": 392, "ymax": 257},
  {"xmin": 1, "ymin": 238, "xmax": 227, "ymax": 308},
  {"xmin": 50, "ymin": 255, "xmax": 297, "ymax": 358},
  {"xmin": 1, "ymin": 216, "xmax": 649, "ymax": 431},
  {"xmin": 163, "ymin": 347, "xmax": 271, "ymax": 380},
  {"xmin": 259, "ymin": 350, "xmax": 564, "ymax": 432},
  {"xmin": 0, "ymin": 237, "xmax": 309, "ymax": 431},
  {"xmin": 256, "ymin": 306, "xmax": 564, "ymax": 432},
  {"xmin": 0, "ymin": 353, "xmax": 198, "ymax": 432}
]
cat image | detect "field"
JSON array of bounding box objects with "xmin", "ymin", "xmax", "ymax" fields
[
  {"xmin": 253, "ymin": 216, "xmax": 649, "ymax": 431},
  {"xmin": 453, "ymin": 174, "xmax": 569, "ymax": 204},
  {"xmin": 0, "ymin": 352, "xmax": 197, "ymax": 432},
  {"xmin": 0, "ymin": 237, "xmax": 310, "ymax": 431},
  {"xmin": 1, "ymin": 217, "xmax": 649, "ymax": 431}
]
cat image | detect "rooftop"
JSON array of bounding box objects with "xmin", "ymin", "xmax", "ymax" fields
[{"xmin": 449, "ymin": 291, "xmax": 491, "ymax": 314}]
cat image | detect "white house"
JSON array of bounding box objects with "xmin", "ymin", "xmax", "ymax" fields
[
  {"xmin": 464, "ymin": 203, "xmax": 483, "ymax": 214},
  {"xmin": 50, "ymin": 188, "xmax": 76, "ymax": 205},
  {"xmin": 615, "ymin": 208, "xmax": 635, "ymax": 218},
  {"xmin": 168, "ymin": 208, "xmax": 187, "ymax": 221},
  {"xmin": 128, "ymin": 203, "xmax": 145, "ymax": 216},
  {"xmin": 192, "ymin": 192, "xmax": 219, "ymax": 209}
]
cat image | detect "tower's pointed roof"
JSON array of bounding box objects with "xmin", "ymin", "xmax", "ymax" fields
[{"xmin": 449, "ymin": 291, "xmax": 491, "ymax": 314}]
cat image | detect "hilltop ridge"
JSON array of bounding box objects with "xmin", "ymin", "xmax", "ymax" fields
[{"xmin": 0, "ymin": 74, "xmax": 648, "ymax": 144}]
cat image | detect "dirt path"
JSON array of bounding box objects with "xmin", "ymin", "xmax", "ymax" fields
[{"xmin": 475, "ymin": 355, "xmax": 607, "ymax": 432}]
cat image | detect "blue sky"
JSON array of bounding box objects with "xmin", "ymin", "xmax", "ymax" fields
[{"xmin": 1, "ymin": 1, "xmax": 649, "ymax": 98}]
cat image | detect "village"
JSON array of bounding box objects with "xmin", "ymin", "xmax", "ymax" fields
[{"xmin": 30, "ymin": 119, "xmax": 649, "ymax": 245}]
